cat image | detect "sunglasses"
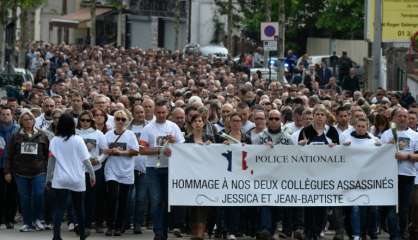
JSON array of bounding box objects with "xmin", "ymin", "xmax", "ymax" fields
[
  {"xmin": 80, "ymin": 118, "xmax": 92, "ymax": 123},
  {"xmin": 269, "ymin": 117, "xmax": 280, "ymax": 121},
  {"xmin": 115, "ymin": 117, "xmax": 127, "ymax": 122}
]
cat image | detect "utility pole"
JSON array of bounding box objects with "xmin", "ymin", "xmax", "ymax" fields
[
  {"xmin": 63, "ymin": 0, "xmax": 68, "ymax": 43},
  {"xmin": 372, "ymin": 0, "xmax": 383, "ymax": 89},
  {"xmin": 265, "ymin": 0, "xmax": 272, "ymax": 81},
  {"xmin": 0, "ymin": 0, "xmax": 6, "ymax": 70},
  {"xmin": 277, "ymin": 0, "xmax": 285, "ymax": 81},
  {"xmin": 174, "ymin": 0, "xmax": 180, "ymax": 50},
  {"xmin": 90, "ymin": 0, "xmax": 96, "ymax": 46},
  {"xmin": 227, "ymin": 0, "xmax": 233, "ymax": 51},
  {"xmin": 264, "ymin": 0, "xmax": 272, "ymax": 68}
]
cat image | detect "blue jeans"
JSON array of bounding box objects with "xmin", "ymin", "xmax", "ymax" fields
[
  {"xmin": 387, "ymin": 175, "xmax": 415, "ymax": 240},
  {"xmin": 146, "ymin": 167, "xmax": 168, "ymax": 239},
  {"xmin": 52, "ymin": 189, "xmax": 85, "ymax": 240},
  {"xmin": 351, "ymin": 206, "xmax": 378, "ymax": 238},
  {"xmin": 15, "ymin": 174, "xmax": 45, "ymax": 226},
  {"xmin": 134, "ymin": 170, "xmax": 148, "ymax": 225}
]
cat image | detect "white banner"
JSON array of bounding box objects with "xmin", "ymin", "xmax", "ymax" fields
[{"xmin": 168, "ymin": 144, "xmax": 398, "ymax": 207}]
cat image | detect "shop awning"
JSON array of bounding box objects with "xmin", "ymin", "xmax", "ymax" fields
[{"xmin": 50, "ymin": 7, "xmax": 113, "ymax": 28}]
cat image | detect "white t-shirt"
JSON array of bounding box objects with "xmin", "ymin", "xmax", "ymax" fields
[
  {"xmin": 106, "ymin": 115, "xmax": 115, "ymax": 129},
  {"xmin": 381, "ymin": 128, "xmax": 418, "ymax": 177},
  {"xmin": 104, "ymin": 129, "xmax": 139, "ymax": 184},
  {"xmin": 76, "ymin": 128, "xmax": 107, "ymax": 171},
  {"xmin": 336, "ymin": 125, "xmax": 354, "ymax": 143},
  {"xmin": 340, "ymin": 132, "xmax": 379, "ymax": 147},
  {"xmin": 291, "ymin": 129, "xmax": 301, "ymax": 145},
  {"xmin": 139, "ymin": 120, "xmax": 185, "ymax": 168},
  {"xmin": 130, "ymin": 123, "xmax": 148, "ymax": 172},
  {"xmin": 241, "ymin": 120, "xmax": 255, "ymax": 134},
  {"xmin": 50, "ymin": 135, "xmax": 91, "ymax": 192},
  {"xmin": 35, "ymin": 114, "xmax": 53, "ymax": 130}
]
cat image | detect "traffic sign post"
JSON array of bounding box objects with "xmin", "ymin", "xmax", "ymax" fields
[
  {"xmin": 261, "ymin": 22, "xmax": 279, "ymax": 41},
  {"xmin": 263, "ymin": 41, "xmax": 277, "ymax": 51},
  {"xmin": 261, "ymin": 22, "xmax": 279, "ymax": 83}
]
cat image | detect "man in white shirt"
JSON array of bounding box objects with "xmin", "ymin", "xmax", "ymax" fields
[
  {"xmin": 142, "ymin": 98, "xmax": 156, "ymax": 122},
  {"xmin": 381, "ymin": 107, "xmax": 418, "ymax": 240},
  {"xmin": 129, "ymin": 104, "xmax": 149, "ymax": 234},
  {"xmin": 139, "ymin": 99, "xmax": 185, "ymax": 240},
  {"xmin": 335, "ymin": 106, "xmax": 354, "ymax": 143},
  {"xmin": 237, "ymin": 102, "xmax": 255, "ymax": 133}
]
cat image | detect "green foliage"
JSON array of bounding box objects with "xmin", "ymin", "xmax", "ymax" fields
[
  {"xmin": 18, "ymin": 0, "xmax": 47, "ymax": 9},
  {"xmin": 214, "ymin": 0, "xmax": 242, "ymax": 29},
  {"xmin": 315, "ymin": 0, "xmax": 364, "ymax": 37},
  {"xmin": 213, "ymin": 0, "xmax": 364, "ymax": 52}
]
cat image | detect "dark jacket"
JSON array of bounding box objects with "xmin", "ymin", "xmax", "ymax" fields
[
  {"xmin": 317, "ymin": 68, "xmax": 332, "ymax": 88},
  {"xmin": 0, "ymin": 122, "xmax": 19, "ymax": 168},
  {"xmin": 400, "ymin": 92, "xmax": 415, "ymax": 108},
  {"xmin": 298, "ymin": 124, "xmax": 340, "ymax": 144},
  {"xmin": 5, "ymin": 128, "xmax": 49, "ymax": 177},
  {"xmin": 342, "ymin": 75, "xmax": 360, "ymax": 93}
]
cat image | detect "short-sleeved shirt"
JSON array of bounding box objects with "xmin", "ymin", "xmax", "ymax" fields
[
  {"xmin": 381, "ymin": 128, "xmax": 418, "ymax": 177},
  {"xmin": 77, "ymin": 128, "xmax": 107, "ymax": 171},
  {"xmin": 104, "ymin": 129, "xmax": 139, "ymax": 184},
  {"xmin": 50, "ymin": 135, "xmax": 91, "ymax": 192},
  {"xmin": 139, "ymin": 120, "xmax": 185, "ymax": 168},
  {"xmin": 130, "ymin": 123, "xmax": 148, "ymax": 172}
]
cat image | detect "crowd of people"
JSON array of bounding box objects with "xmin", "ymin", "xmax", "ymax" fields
[{"xmin": 0, "ymin": 41, "xmax": 417, "ymax": 240}]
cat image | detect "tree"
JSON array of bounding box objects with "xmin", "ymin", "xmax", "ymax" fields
[
  {"xmin": 214, "ymin": 0, "xmax": 242, "ymax": 50},
  {"xmin": 18, "ymin": 0, "xmax": 46, "ymax": 68},
  {"xmin": 109, "ymin": 0, "xmax": 127, "ymax": 47},
  {"xmin": 0, "ymin": 0, "xmax": 10, "ymax": 69},
  {"xmin": 315, "ymin": 0, "xmax": 364, "ymax": 39},
  {"xmin": 215, "ymin": 0, "xmax": 364, "ymax": 53}
]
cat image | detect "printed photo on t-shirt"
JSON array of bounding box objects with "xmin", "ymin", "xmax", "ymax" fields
[
  {"xmin": 21, "ymin": 142, "xmax": 38, "ymax": 155},
  {"xmin": 156, "ymin": 135, "xmax": 169, "ymax": 146},
  {"xmin": 398, "ymin": 137, "xmax": 411, "ymax": 150},
  {"xmin": 109, "ymin": 142, "xmax": 127, "ymax": 151},
  {"xmin": 84, "ymin": 139, "xmax": 97, "ymax": 152}
]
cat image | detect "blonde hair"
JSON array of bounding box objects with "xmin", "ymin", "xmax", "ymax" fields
[
  {"xmin": 113, "ymin": 109, "xmax": 133, "ymax": 127},
  {"xmin": 18, "ymin": 109, "xmax": 36, "ymax": 127},
  {"xmin": 313, "ymin": 104, "xmax": 329, "ymax": 115}
]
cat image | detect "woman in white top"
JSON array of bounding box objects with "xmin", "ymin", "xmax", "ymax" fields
[
  {"xmin": 76, "ymin": 110, "xmax": 107, "ymax": 232},
  {"xmin": 103, "ymin": 109, "xmax": 139, "ymax": 236},
  {"xmin": 341, "ymin": 117, "xmax": 380, "ymax": 240},
  {"xmin": 46, "ymin": 113, "xmax": 95, "ymax": 240}
]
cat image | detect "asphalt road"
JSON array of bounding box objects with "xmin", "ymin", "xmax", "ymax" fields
[{"xmin": 0, "ymin": 225, "xmax": 391, "ymax": 240}]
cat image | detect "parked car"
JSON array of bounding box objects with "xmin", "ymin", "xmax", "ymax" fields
[
  {"xmin": 199, "ymin": 45, "xmax": 229, "ymax": 60},
  {"xmin": 0, "ymin": 67, "xmax": 33, "ymax": 98}
]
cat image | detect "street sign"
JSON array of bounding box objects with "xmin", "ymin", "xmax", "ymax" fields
[
  {"xmin": 261, "ymin": 22, "xmax": 279, "ymax": 41},
  {"xmin": 263, "ymin": 41, "xmax": 277, "ymax": 51},
  {"xmin": 366, "ymin": 0, "xmax": 418, "ymax": 42}
]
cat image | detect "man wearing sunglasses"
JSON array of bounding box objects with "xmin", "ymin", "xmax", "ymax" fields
[{"xmin": 255, "ymin": 110, "xmax": 302, "ymax": 239}]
